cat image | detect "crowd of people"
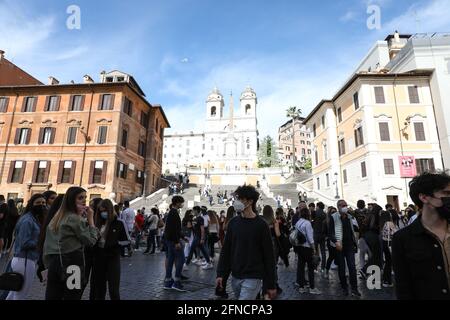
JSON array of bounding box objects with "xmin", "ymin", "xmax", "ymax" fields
[{"xmin": 0, "ymin": 171, "xmax": 449, "ymax": 300}]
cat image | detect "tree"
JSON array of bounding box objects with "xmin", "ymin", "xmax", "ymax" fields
[
  {"xmin": 286, "ymin": 106, "xmax": 302, "ymax": 171},
  {"xmin": 303, "ymin": 158, "xmax": 312, "ymax": 171},
  {"xmin": 258, "ymin": 136, "xmax": 280, "ymax": 168}
]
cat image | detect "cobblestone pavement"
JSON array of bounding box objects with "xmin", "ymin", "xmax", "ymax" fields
[{"xmin": 17, "ymin": 248, "xmax": 395, "ymax": 300}]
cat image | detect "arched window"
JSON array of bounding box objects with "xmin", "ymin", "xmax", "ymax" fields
[
  {"xmin": 211, "ymin": 106, "xmax": 217, "ymax": 116},
  {"xmin": 245, "ymin": 104, "xmax": 251, "ymax": 115},
  {"xmin": 246, "ymin": 138, "xmax": 250, "ymax": 150}
]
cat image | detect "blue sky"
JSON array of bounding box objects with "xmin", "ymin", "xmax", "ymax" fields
[{"xmin": 1, "ymin": 0, "xmax": 450, "ymax": 138}]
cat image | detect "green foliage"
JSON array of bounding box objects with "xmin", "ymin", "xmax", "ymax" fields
[
  {"xmin": 303, "ymin": 158, "xmax": 312, "ymax": 170},
  {"xmin": 258, "ymin": 135, "xmax": 280, "ymax": 168}
]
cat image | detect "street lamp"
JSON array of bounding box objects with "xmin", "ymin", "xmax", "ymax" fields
[{"xmin": 334, "ymin": 172, "xmax": 340, "ymax": 199}]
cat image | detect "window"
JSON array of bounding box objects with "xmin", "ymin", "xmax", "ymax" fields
[
  {"xmin": 354, "ymin": 126, "xmax": 364, "ymax": 147},
  {"xmin": 408, "ymin": 86, "xmax": 420, "ymax": 104},
  {"xmin": 123, "ymin": 97, "xmax": 133, "ymax": 116},
  {"xmin": 9, "ymin": 161, "xmax": 25, "ymax": 183},
  {"xmin": 92, "ymin": 160, "xmax": 106, "ymax": 184},
  {"xmin": 374, "ymin": 86, "xmax": 385, "ymax": 104},
  {"xmin": 138, "ymin": 140, "xmax": 146, "ymax": 157},
  {"xmin": 97, "ymin": 126, "xmax": 107, "ymax": 144},
  {"xmin": 353, "ymin": 92, "xmax": 360, "ymax": 110},
  {"xmin": 312, "ymin": 124, "xmax": 316, "ymax": 137},
  {"xmin": 323, "ymin": 144, "xmax": 328, "ymax": 160},
  {"xmin": 326, "ymin": 173, "xmax": 330, "ymax": 187},
  {"xmin": 100, "ymin": 94, "xmax": 114, "ymax": 110},
  {"xmin": 116, "ymin": 162, "xmax": 127, "ymax": 179},
  {"xmin": 121, "ymin": 129, "xmax": 128, "ymax": 148},
  {"xmin": 46, "ymin": 96, "xmax": 60, "ymax": 111},
  {"xmin": 337, "ymin": 108, "xmax": 342, "ymax": 123},
  {"xmin": 317, "ymin": 178, "xmax": 320, "ymax": 190},
  {"xmin": 307, "ymin": 141, "xmax": 311, "ymax": 146},
  {"xmin": 245, "ymin": 104, "xmax": 251, "ymax": 114},
  {"xmin": 117, "ymin": 76, "xmax": 125, "ymax": 82},
  {"xmin": 39, "ymin": 127, "xmax": 55, "ymax": 144},
  {"xmin": 15, "ymin": 128, "xmax": 31, "ymax": 145},
  {"xmin": 136, "ymin": 170, "xmax": 144, "ymax": 184},
  {"xmin": 379, "ymin": 122, "xmax": 390, "ymax": 141},
  {"xmin": 70, "ymin": 95, "xmax": 84, "ymax": 111},
  {"xmin": 0, "ymin": 97, "xmax": 9, "ymax": 112},
  {"xmin": 361, "ymin": 161, "xmax": 367, "ymax": 178},
  {"xmin": 338, "ymin": 138, "xmax": 345, "ymax": 156},
  {"xmin": 105, "ymin": 77, "xmax": 114, "ymax": 82},
  {"xmin": 22, "ymin": 97, "xmax": 36, "ymax": 112},
  {"xmin": 307, "ymin": 134, "xmax": 310, "ymax": 138},
  {"xmin": 301, "ymin": 141, "xmax": 305, "ymax": 145},
  {"xmin": 384, "ymin": 159, "xmax": 395, "ymax": 175},
  {"xmin": 302, "ymin": 148, "xmax": 305, "ymax": 155},
  {"xmin": 416, "ymin": 159, "xmax": 436, "ymax": 174},
  {"xmin": 7, "ymin": 193, "xmax": 18, "ymax": 201},
  {"xmin": 211, "ymin": 106, "xmax": 216, "ymax": 116},
  {"xmin": 414, "ymin": 122, "xmax": 426, "ymax": 141},
  {"xmin": 67, "ymin": 127, "xmax": 77, "ymax": 144},
  {"xmin": 308, "ymin": 149, "xmax": 311, "ymax": 155},
  {"xmin": 140, "ymin": 111, "xmax": 149, "ymax": 128},
  {"xmin": 59, "ymin": 161, "xmax": 75, "ymax": 184},
  {"xmin": 34, "ymin": 161, "xmax": 49, "ymax": 183},
  {"xmin": 315, "ymin": 150, "xmax": 319, "ymax": 165},
  {"xmin": 286, "ymin": 146, "xmax": 290, "ymax": 151},
  {"xmin": 343, "ymin": 169, "xmax": 348, "ymax": 184}
]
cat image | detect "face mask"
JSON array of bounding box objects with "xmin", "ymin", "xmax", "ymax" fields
[
  {"xmin": 100, "ymin": 212, "xmax": 108, "ymax": 220},
  {"xmin": 31, "ymin": 205, "xmax": 46, "ymax": 216},
  {"xmin": 233, "ymin": 200, "xmax": 245, "ymax": 213},
  {"xmin": 340, "ymin": 207, "xmax": 349, "ymax": 214},
  {"xmin": 433, "ymin": 197, "xmax": 450, "ymax": 219}
]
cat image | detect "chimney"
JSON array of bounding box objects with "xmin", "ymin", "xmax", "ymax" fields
[
  {"xmin": 0, "ymin": 50, "xmax": 5, "ymax": 61},
  {"xmin": 48, "ymin": 76, "xmax": 60, "ymax": 85},
  {"xmin": 83, "ymin": 75, "xmax": 94, "ymax": 84},
  {"xmin": 394, "ymin": 30, "xmax": 400, "ymax": 43}
]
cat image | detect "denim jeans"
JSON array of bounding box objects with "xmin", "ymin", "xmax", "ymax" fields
[
  {"xmin": 314, "ymin": 238, "xmax": 327, "ymax": 270},
  {"xmin": 134, "ymin": 231, "xmax": 142, "ymax": 249},
  {"xmin": 297, "ymin": 246, "xmax": 315, "ymax": 289},
  {"xmin": 358, "ymin": 238, "xmax": 371, "ymax": 270},
  {"xmin": 164, "ymin": 240, "xmax": 185, "ymax": 281},
  {"xmin": 231, "ymin": 277, "xmax": 262, "ymax": 300},
  {"xmin": 186, "ymin": 236, "xmax": 210, "ymax": 265},
  {"xmin": 146, "ymin": 229, "xmax": 157, "ymax": 253},
  {"xmin": 336, "ymin": 247, "xmax": 358, "ymax": 291}
]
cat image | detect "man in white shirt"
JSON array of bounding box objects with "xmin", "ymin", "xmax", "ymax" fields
[{"xmin": 121, "ymin": 201, "xmax": 135, "ymax": 257}]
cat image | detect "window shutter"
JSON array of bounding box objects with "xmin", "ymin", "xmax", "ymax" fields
[
  {"xmin": 80, "ymin": 95, "xmax": 85, "ymax": 111},
  {"xmin": 7, "ymin": 161, "xmax": 15, "ymax": 183},
  {"xmin": 0, "ymin": 97, "xmax": 9, "ymax": 112},
  {"xmin": 70, "ymin": 161, "xmax": 77, "ymax": 184},
  {"xmin": 21, "ymin": 97, "xmax": 27, "ymax": 112},
  {"xmin": 109, "ymin": 94, "xmax": 115, "ymax": 110},
  {"xmin": 32, "ymin": 161, "xmax": 39, "ymax": 183},
  {"xmin": 50, "ymin": 128, "xmax": 56, "ymax": 144},
  {"xmin": 98, "ymin": 94, "xmax": 104, "ymax": 110},
  {"xmin": 55, "ymin": 96, "xmax": 61, "ymax": 111},
  {"xmin": 44, "ymin": 96, "xmax": 50, "ymax": 111},
  {"xmin": 379, "ymin": 122, "xmax": 390, "ymax": 141},
  {"xmin": 101, "ymin": 161, "xmax": 108, "ymax": 184},
  {"xmin": 44, "ymin": 161, "xmax": 51, "ymax": 182},
  {"xmin": 89, "ymin": 161, "xmax": 95, "ymax": 184},
  {"xmin": 57, "ymin": 161, "xmax": 64, "ymax": 184},
  {"xmin": 38, "ymin": 128, "xmax": 44, "ymax": 145},
  {"xmin": 414, "ymin": 123, "xmax": 426, "ymax": 141},
  {"xmin": 408, "ymin": 86, "xmax": 420, "ymax": 104},
  {"xmin": 69, "ymin": 95, "xmax": 75, "ymax": 111},
  {"xmin": 121, "ymin": 96, "xmax": 126, "ymax": 113},
  {"xmin": 20, "ymin": 161, "xmax": 26, "ymax": 183},
  {"xmin": 14, "ymin": 128, "xmax": 20, "ymax": 144},
  {"xmin": 26, "ymin": 128, "xmax": 32, "ymax": 144},
  {"xmin": 32, "ymin": 96, "xmax": 38, "ymax": 112}
]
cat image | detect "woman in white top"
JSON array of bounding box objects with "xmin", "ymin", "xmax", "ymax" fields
[
  {"xmin": 295, "ymin": 208, "xmax": 320, "ymax": 295},
  {"xmin": 207, "ymin": 211, "xmax": 219, "ymax": 260}
]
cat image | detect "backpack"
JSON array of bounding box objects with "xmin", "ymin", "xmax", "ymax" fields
[
  {"xmin": 382, "ymin": 212, "xmax": 399, "ymax": 242},
  {"xmin": 157, "ymin": 218, "xmax": 164, "ymax": 229},
  {"xmin": 289, "ymin": 221, "xmax": 307, "ymax": 247}
]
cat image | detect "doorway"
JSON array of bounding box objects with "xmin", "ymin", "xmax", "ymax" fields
[{"xmin": 386, "ymin": 195, "xmax": 400, "ymax": 211}]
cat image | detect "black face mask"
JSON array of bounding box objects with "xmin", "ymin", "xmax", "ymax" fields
[
  {"xmin": 31, "ymin": 205, "xmax": 46, "ymax": 216},
  {"xmin": 435, "ymin": 197, "xmax": 450, "ymax": 220}
]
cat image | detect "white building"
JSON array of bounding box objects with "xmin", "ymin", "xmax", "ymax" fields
[{"xmin": 162, "ymin": 86, "xmax": 260, "ymax": 181}]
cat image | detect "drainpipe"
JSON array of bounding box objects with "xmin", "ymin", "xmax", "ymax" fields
[
  {"xmin": 79, "ymin": 86, "xmax": 94, "ymax": 186},
  {"xmin": 0, "ymin": 93, "xmax": 19, "ymax": 185},
  {"xmin": 332, "ymin": 102, "xmax": 344, "ymax": 201}
]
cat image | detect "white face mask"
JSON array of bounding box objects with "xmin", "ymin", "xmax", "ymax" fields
[
  {"xmin": 233, "ymin": 200, "xmax": 246, "ymax": 213},
  {"xmin": 340, "ymin": 207, "xmax": 349, "ymax": 214}
]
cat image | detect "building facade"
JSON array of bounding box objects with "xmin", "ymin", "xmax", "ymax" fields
[
  {"xmin": 0, "ymin": 62, "xmax": 169, "ymax": 203},
  {"xmin": 278, "ymin": 117, "xmax": 312, "ymax": 167},
  {"xmin": 304, "ymin": 70, "xmax": 443, "ymax": 210}
]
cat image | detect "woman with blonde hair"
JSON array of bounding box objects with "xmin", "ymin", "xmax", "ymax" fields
[{"xmin": 43, "ymin": 187, "xmax": 99, "ymax": 300}]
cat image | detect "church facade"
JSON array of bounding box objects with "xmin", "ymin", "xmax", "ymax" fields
[{"xmin": 163, "ymin": 86, "xmax": 267, "ymax": 185}]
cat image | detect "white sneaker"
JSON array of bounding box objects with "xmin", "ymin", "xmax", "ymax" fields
[
  {"xmin": 298, "ymin": 287, "xmax": 309, "ymax": 294},
  {"xmin": 191, "ymin": 258, "xmax": 198, "ymax": 263},
  {"xmin": 194, "ymin": 260, "xmax": 204, "ymax": 266},
  {"xmin": 201, "ymin": 263, "xmax": 214, "ymax": 270},
  {"xmin": 183, "ymin": 264, "xmax": 189, "ymax": 271},
  {"xmin": 309, "ymin": 288, "xmax": 321, "ymax": 295}
]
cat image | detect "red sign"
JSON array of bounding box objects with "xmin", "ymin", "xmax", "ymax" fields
[{"xmin": 399, "ymin": 156, "xmax": 417, "ymax": 178}]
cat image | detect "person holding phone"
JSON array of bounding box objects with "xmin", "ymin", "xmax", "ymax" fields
[{"xmin": 43, "ymin": 187, "xmax": 100, "ymax": 300}]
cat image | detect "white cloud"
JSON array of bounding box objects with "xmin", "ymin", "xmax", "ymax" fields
[{"xmin": 340, "ymin": 11, "xmax": 358, "ymax": 22}]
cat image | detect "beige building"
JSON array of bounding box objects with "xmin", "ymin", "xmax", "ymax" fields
[
  {"xmin": 0, "ymin": 55, "xmax": 169, "ymax": 203},
  {"xmin": 278, "ymin": 117, "xmax": 312, "ymax": 167},
  {"xmin": 303, "ymin": 70, "xmax": 443, "ymax": 210}
]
